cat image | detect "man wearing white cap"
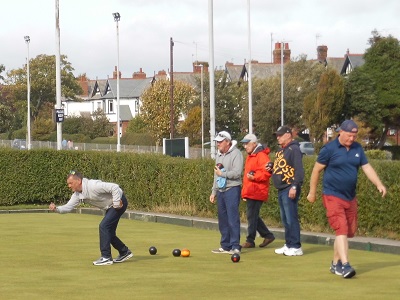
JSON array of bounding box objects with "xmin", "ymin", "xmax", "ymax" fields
[{"xmin": 210, "ymin": 131, "xmax": 244, "ymax": 255}]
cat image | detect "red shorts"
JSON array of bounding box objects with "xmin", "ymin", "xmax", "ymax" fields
[{"xmin": 323, "ymin": 195, "xmax": 357, "ymax": 237}]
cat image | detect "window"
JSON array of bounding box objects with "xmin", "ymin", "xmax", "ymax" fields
[{"xmin": 109, "ymin": 100, "xmax": 114, "ymax": 113}]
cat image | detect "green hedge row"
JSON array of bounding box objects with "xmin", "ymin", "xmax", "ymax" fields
[{"xmin": 0, "ymin": 149, "xmax": 399, "ymax": 239}]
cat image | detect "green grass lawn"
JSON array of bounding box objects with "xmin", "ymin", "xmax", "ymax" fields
[{"xmin": 0, "ymin": 213, "xmax": 399, "ymax": 300}]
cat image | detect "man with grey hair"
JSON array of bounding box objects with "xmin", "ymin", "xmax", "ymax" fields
[{"xmin": 240, "ymin": 133, "xmax": 275, "ymax": 249}]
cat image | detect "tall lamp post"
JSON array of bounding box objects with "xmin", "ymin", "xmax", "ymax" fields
[
  {"xmin": 280, "ymin": 41, "xmax": 284, "ymax": 126},
  {"xmin": 247, "ymin": 0, "xmax": 253, "ymax": 134},
  {"xmin": 24, "ymin": 36, "xmax": 31, "ymax": 150},
  {"xmin": 113, "ymin": 12, "xmax": 121, "ymax": 152},
  {"xmin": 198, "ymin": 64, "xmax": 204, "ymax": 158}
]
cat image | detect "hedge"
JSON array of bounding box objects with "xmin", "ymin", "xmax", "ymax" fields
[{"xmin": 0, "ymin": 149, "xmax": 399, "ymax": 240}]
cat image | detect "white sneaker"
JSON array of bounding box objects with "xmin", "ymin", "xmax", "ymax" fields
[
  {"xmin": 283, "ymin": 247, "xmax": 303, "ymax": 256},
  {"xmin": 228, "ymin": 249, "xmax": 241, "ymax": 255},
  {"xmin": 211, "ymin": 247, "xmax": 230, "ymax": 254},
  {"xmin": 274, "ymin": 244, "xmax": 288, "ymax": 255},
  {"xmin": 93, "ymin": 257, "xmax": 113, "ymax": 266}
]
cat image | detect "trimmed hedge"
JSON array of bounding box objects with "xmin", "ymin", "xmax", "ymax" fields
[{"xmin": 0, "ymin": 149, "xmax": 399, "ymax": 240}]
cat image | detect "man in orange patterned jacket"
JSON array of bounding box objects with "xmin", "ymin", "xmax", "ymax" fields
[{"xmin": 240, "ymin": 133, "xmax": 275, "ymax": 249}]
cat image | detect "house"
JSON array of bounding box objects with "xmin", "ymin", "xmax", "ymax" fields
[
  {"xmin": 63, "ymin": 67, "xmax": 152, "ymax": 136},
  {"xmin": 340, "ymin": 50, "xmax": 365, "ymax": 75},
  {"xmin": 224, "ymin": 42, "xmax": 291, "ymax": 85}
]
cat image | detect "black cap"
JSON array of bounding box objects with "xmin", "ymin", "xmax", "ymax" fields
[{"xmin": 274, "ymin": 126, "xmax": 292, "ymax": 136}]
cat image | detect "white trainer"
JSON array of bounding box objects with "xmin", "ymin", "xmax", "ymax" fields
[
  {"xmin": 283, "ymin": 247, "xmax": 303, "ymax": 256},
  {"xmin": 93, "ymin": 257, "xmax": 113, "ymax": 266},
  {"xmin": 274, "ymin": 244, "xmax": 288, "ymax": 255}
]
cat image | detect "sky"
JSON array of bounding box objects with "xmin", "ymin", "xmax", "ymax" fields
[{"xmin": 1, "ymin": 0, "xmax": 399, "ymax": 80}]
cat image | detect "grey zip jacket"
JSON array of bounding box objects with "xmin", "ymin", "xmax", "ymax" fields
[
  {"xmin": 56, "ymin": 178, "xmax": 123, "ymax": 213},
  {"xmin": 211, "ymin": 140, "xmax": 244, "ymax": 195}
]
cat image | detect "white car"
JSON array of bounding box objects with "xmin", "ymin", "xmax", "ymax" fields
[{"xmin": 299, "ymin": 142, "xmax": 314, "ymax": 155}]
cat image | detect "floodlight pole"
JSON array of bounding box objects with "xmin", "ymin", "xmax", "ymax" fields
[
  {"xmin": 281, "ymin": 41, "xmax": 284, "ymax": 126},
  {"xmin": 24, "ymin": 36, "xmax": 31, "ymax": 150},
  {"xmin": 113, "ymin": 12, "xmax": 121, "ymax": 152}
]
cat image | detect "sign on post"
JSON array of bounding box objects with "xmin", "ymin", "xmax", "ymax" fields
[
  {"xmin": 54, "ymin": 109, "xmax": 64, "ymax": 123},
  {"xmin": 163, "ymin": 137, "xmax": 189, "ymax": 158}
]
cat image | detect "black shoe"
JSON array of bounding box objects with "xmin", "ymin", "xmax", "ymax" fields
[{"xmin": 113, "ymin": 250, "xmax": 133, "ymax": 263}]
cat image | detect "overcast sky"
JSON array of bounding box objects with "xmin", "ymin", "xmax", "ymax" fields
[{"xmin": 1, "ymin": 0, "xmax": 399, "ymax": 80}]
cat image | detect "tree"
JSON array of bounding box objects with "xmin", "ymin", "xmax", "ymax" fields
[
  {"xmin": 63, "ymin": 110, "xmax": 112, "ymax": 139},
  {"xmin": 253, "ymin": 58, "xmax": 327, "ymax": 146},
  {"xmin": 0, "ymin": 64, "xmax": 5, "ymax": 81},
  {"xmin": 345, "ymin": 32, "xmax": 400, "ymax": 147},
  {"xmin": 303, "ymin": 68, "xmax": 345, "ymax": 142},
  {"xmin": 4, "ymin": 54, "xmax": 82, "ymax": 122},
  {"xmin": 141, "ymin": 79, "xmax": 194, "ymax": 145},
  {"xmin": 91, "ymin": 109, "xmax": 113, "ymax": 138},
  {"xmin": 192, "ymin": 70, "xmax": 246, "ymax": 141},
  {"xmin": 126, "ymin": 115, "xmax": 147, "ymax": 133},
  {"xmin": 178, "ymin": 106, "xmax": 202, "ymax": 145}
]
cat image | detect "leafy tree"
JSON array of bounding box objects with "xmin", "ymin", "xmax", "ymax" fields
[
  {"xmin": 193, "ymin": 70, "xmax": 245, "ymax": 141},
  {"xmin": 32, "ymin": 117, "xmax": 54, "ymax": 141},
  {"xmin": 126, "ymin": 115, "xmax": 147, "ymax": 133},
  {"xmin": 346, "ymin": 32, "xmax": 400, "ymax": 147},
  {"xmin": 253, "ymin": 58, "xmax": 327, "ymax": 146},
  {"xmin": 91, "ymin": 109, "xmax": 113, "ymax": 138},
  {"xmin": 252, "ymin": 76, "xmax": 281, "ymax": 146},
  {"xmin": 0, "ymin": 64, "xmax": 5, "ymax": 81},
  {"xmin": 178, "ymin": 106, "xmax": 202, "ymax": 145},
  {"xmin": 62, "ymin": 109, "xmax": 112, "ymax": 139},
  {"xmin": 141, "ymin": 79, "xmax": 194, "ymax": 145},
  {"xmin": 303, "ymin": 68, "xmax": 345, "ymax": 142},
  {"xmin": 4, "ymin": 54, "xmax": 82, "ymax": 122}
]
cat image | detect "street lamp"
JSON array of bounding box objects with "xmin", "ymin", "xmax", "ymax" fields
[
  {"xmin": 281, "ymin": 41, "xmax": 284, "ymax": 126},
  {"xmin": 197, "ymin": 64, "xmax": 205, "ymax": 158},
  {"xmin": 24, "ymin": 35, "xmax": 31, "ymax": 150},
  {"xmin": 113, "ymin": 12, "xmax": 121, "ymax": 152}
]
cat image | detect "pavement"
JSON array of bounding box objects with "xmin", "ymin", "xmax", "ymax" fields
[{"xmin": 2, "ymin": 208, "xmax": 400, "ymax": 255}]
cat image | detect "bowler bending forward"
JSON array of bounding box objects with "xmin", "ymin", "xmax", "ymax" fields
[{"xmin": 49, "ymin": 171, "xmax": 133, "ymax": 266}]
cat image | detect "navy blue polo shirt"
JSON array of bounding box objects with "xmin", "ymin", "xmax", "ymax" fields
[{"xmin": 317, "ymin": 138, "xmax": 368, "ymax": 201}]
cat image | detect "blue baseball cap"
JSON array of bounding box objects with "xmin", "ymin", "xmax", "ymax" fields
[{"xmin": 336, "ymin": 120, "xmax": 358, "ymax": 133}]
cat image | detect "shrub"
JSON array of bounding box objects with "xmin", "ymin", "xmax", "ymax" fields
[{"xmin": 0, "ymin": 149, "xmax": 398, "ymax": 239}]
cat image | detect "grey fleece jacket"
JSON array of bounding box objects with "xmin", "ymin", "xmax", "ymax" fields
[
  {"xmin": 211, "ymin": 140, "xmax": 244, "ymax": 195},
  {"xmin": 56, "ymin": 178, "xmax": 123, "ymax": 213}
]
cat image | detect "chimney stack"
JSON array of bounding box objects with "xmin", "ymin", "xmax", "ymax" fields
[
  {"xmin": 273, "ymin": 42, "xmax": 291, "ymax": 64},
  {"xmin": 317, "ymin": 45, "xmax": 328, "ymax": 62},
  {"xmin": 132, "ymin": 68, "xmax": 146, "ymax": 79},
  {"xmin": 112, "ymin": 66, "xmax": 121, "ymax": 79}
]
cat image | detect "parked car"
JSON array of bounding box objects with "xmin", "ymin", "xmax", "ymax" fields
[
  {"xmin": 299, "ymin": 141, "xmax": 314, "ymax": 155},
  {"xmin": 12, "ymin": 139, "xmax": 27, "ymax": 150}
]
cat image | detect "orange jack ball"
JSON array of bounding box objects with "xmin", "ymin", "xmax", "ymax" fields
[{"xmin": 181, "ymin": 248, "xmax": 190, "ymax": 257}]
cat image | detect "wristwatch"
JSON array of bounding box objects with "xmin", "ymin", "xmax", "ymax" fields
[{"xmin": 291, "ymin": 186, "xmax": 297, "ymax": 190}]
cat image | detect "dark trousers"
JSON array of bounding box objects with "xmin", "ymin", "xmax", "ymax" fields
[
  {"xmin": 217, "ymin": 186, "xmax": 241, "ymax": 251},
  {"xmin": 99, "ymin": 194, "xmax": 129, "ymax": 258},
  {"xmin": 245, "ymin": 199, "xmax": 274, "ymax": 245}
]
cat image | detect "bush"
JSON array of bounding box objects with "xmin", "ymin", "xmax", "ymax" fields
[
  {"xmin": 365, "ymin": 149, "xmax": 392, "ymax": 160},
  {"xmin": 121, "ymin": 132, "xmax": 156, "ymax": 146},
  {"xmin": 0, "ymin": 149, "xmax": 399, "ymax": 239}
]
